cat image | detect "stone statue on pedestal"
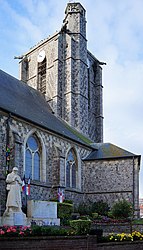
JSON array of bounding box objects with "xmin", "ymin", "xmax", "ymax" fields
[
  {"xmin": 4, "ymin": 167, "xmax": 22, "ymax": 214},
  {"xmin": 2, "ymin": 167, "xmax": 27, "ymax": 226}
]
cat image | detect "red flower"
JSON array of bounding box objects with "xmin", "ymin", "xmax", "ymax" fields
[{"xmin": 0, "ymin": 230, "xmax": 5, "ymax": 235}]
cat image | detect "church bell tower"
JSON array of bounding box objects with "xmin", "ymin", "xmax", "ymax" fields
[
  {"xmin": 19, "ymin": 2, "xmax": 103, "ymax": 143},
  {"xmin": 61, "ymin": 2, "xmax": 89, "ymax": 137}
]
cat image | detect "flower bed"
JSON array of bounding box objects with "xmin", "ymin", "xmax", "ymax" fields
[
  {"xmin": 0, "ymin": 225, "xmax": 32, "ymax": 237},
  {"xmin": 0, "ymin": 225, "xmax": 74, "ymax": 237},
  {"xmin": 101, "ymin": 231, "xmax": 143, "ymax": 242},
  {"xmin": 92, "ymin": 221, "xmax": 143, "ymax": 235},
  {"xmin": 1, "ymin": 226, "xmax": 143, "ymax": 250}
]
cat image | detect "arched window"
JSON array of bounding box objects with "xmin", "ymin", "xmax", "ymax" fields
[
  {"xmin": 87, "ymin": 58, "xmax": 91, "ymax": 109},
  {"xmin": 25, "ymin": 135, "xmax": 41, "ymax": 181},
  {"xmin": 66, "ymin": 149, "xmax": 78, "ymax": 188},
  {"xmin": 38, "ymin": 57, "xmax": 46, "ymax": 95}
]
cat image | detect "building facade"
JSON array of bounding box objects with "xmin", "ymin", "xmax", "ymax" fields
[
  {"xmin": 19, "ymin": 2, "xmax": 103, "ymax": 143},
  {"xmin": 0, "ymin": 2, "xmax": 141, "ymax": 218}
]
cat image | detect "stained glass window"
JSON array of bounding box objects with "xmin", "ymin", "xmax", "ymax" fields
[
  {"xmin": 38, "ymin": 58, "xmax": 46, "ymax": 95},
  {"xmin": 25, "ymin": 135, "xmax": 40, "ymax": 181},
  {"xmin": 66, "ymin": 149, "xmax": 77, "ymax": 188}
]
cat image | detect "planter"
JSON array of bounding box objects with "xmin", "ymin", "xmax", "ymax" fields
[
  {"xmin": 93, "ymin": 223, "xmax": 143, "ymax": 235},
  {"xmin": 0, "ymin": 235, "xmax": 97, "ymax": 250},
  {"xmin": 97, "ymin": 241, "xmax": 143, "ymax": 250},
  {"xmin": 1, "ymin": 235, "xmax": 143, "ymax": 250}
]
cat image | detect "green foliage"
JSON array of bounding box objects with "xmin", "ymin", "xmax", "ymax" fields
[
  {"xmin": 70, "ymin": 219, "xmax": 91, "ymax": 235},
  {"xmin": 79, "ymin": 215, "xmax": 90, "ymax": 220},
  {"xmin": 64, "ymin": 199, "xmax": 73, "ymax": 204},
  {"xmin": 49, "ymin": 198, "xmax": 57, "ymax": 202},
  {"xmin": 91, "ymin": 200, "xmax": 110, "ymax": 216},
  {"xmin": 77, "ymin": 202, "xmax": 92, "ymax": 215},
  {"xmin": 110, "ymin": 199, "xmax": 133, "ymax": 219},
  {"xmin": 50, "ymin": 199, "xmax": 73, "ymax": 204},
  {"xmin": 76, "ymin": 201, "xmax": 109, "ymax": 217},
  {"xmin": 132, "ymin": 218, "xmax": 143, "ymax": 224},
  {"xmin": 92, "ymin": 212, "xmax": 99, "ymax": 219},
  {"xmin": 57, "ymin": 202, "xmax": 73, "ymax": 225},
  {"xmin": 0, "ymin": 225, "xmax": 76, "ymax": 237},
  {"xmin": 31, "ymin": 225, "xmax": 74, "ymax": 236},
  {"xmin": 107, "ymin": 211, "xmax": 114, "ymax": 218}
]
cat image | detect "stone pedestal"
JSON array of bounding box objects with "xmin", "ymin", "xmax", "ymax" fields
[
  {"xmin": 27, "ymin": 200, "xmax": 60, "ymax": 226},
  {"xmin": 27, "ymin": 217, "xmax": 60, "ymax": 226},
  {"xmin": 2, "ymin": 212, "xmax": 27, "ymax": 226}
]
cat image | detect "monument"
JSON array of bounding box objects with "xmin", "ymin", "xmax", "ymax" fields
[
  {"xmin": 27, "ymin": 200, "xmax": 60, "ymax": 226},
  {"xmin": 1, "ymin": 168, "xmax": 60, "ymax": 226},
  {"xmin": 2, "ymin": 167, "xmax": 27, "ymax": 226}
]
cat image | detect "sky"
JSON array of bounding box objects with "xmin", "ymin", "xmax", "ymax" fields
[{"xmin": 0, "ymin": 0, "xmax": 143, "ymax": 196}]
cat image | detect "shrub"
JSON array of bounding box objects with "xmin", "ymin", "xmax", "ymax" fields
[
  {"xmin": 70, "ymin": 219, "xmax": 91, "ymax": 235},
  {"xmin": 110, "ymin": 199, "xmax": 133, "ymax": 219},
  {"xmin": 79, "ymin": 215, "xmax": 90, "ymax": 220},
  {"xmin": 91, "ymin": 200, "xmax": 110, "ymax": 216},
  {"xmin": 0, "ymin": 225, "xmax": 76, "ymax": 237},
  {"xmin": 57, "ymin": 202, "xmax": 73, "ymax": 225},
  {"xmin": 31, "ymin": 225, "xmax": 42, "ymax": 236},
  {"xmin": 64, "ymin": 199, "xmax": 73, "ymax": 204},
  {"xmin": 35, "ymin": 226, "xmax": 69, "ymax": 236},
  {"xmin": 92, "ymin": 212, "xmax": 98, "ymax": 219},
  {"xmin": 77, "ymin": 202, "xmax": 92, "ymax": 215},
  {"xmin": 107, "ymin": 211, "xmax": 114, "ymax": 218}
]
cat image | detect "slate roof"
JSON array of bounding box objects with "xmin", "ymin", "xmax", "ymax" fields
[
  {"xmin": 84, "ymin": 143, "xmax": 140, "ymax": 161},
  {"xmin": 0, "ymin": 69, "xmax": 93, "ymax": 147}
]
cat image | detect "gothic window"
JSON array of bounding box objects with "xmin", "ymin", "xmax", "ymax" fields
[
  {"xmin": 25, "ymin": 135, "xmax": 41, "ymax": 181},
  {"xmin": 87, "ymin": 58, "xmax": 91, "ymax": 109},
  {"xmin": 38, "ymin": 57, "xmax": 46, "ymax": 95},
  {"xmin": 66, "ymin": 148, "xmax": 77, "ymax": 188}
]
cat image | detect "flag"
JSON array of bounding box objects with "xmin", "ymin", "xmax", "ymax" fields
[
  {"xmin": 22, "ymin": 175, "xmax": 26, "ymax": 194},
  {"xmin": 58, "ymin": 188, "xmax": 64, "ymax": 203},
  {"xmin": 26, "ymin": 176, "xmax": 30, "ymax": 196}
]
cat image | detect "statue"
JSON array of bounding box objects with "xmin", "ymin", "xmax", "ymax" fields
[
  {"xmin": 2, "ymin": 168, "xmax": 27, "ymax": 226},
  {"xmin": 4, "ymin": 167, "xmax": 23, "ymax": 215}
]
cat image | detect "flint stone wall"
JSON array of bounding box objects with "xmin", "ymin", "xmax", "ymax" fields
[
  {"xmin": 0, "ymin": 111, "xmax": 90, "ymax": 214},
  {"xmin": 83, "ymin": 158, "xmax": 139, "ymax": 212}
]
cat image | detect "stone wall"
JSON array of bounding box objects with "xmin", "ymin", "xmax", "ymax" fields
[
  {"xmin": 1, "ymin": 236, "xmax": 143, "ymax": 250},
  {"xmin": 98, "ymin": 241, "xmax": 143, "ymax": 250},
  {"xmin": 0, "ymin": 110, "xmax": 140, "ymax": 216},
  {"xmin": 97, "ymin": 241, "xmax": 143, "ymax": 250},
  {"xmin": 0, "ymin": 236, "xmax": 97, "ymax": 250},
  {"xmin": 94, "ymin": 223, "xmax": 143, "ymax": 235},
  {"xmin": 0, "ymin": 113, "xmax": 9, "ymax": 214},
  {"xmin": 0, "ymin": 111, "xmax": 91, "ymax": 214},
  {"xmin": 87, "ymin": 52, "xmax": 103, "ymax": 142},
  {"xmin": 83, "ymin": 158, "xmax": 139, "ymax": 215},
  {"xmin": 19, "ymin": 2, "xmax": 103, "ymax": 143}
]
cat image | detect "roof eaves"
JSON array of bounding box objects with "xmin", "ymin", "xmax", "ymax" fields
[
  {"xmin": 83, "ymin": 154, "xmax": 141, "ymax": 161},
  {"xmin": 0, "ymin": 107, "xmax": 93, "ymax": 149}
]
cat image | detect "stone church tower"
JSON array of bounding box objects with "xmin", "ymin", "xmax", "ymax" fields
[
  {"xmin": 19, "ymin": 2, "xmax": 103, "ymax": 143},
  {"xmin": 0, "ymin": 1, "xmax": 140, "ymax": 219}
]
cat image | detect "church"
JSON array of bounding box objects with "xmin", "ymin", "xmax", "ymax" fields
[{"xmin": 0, "ymin": 2, "xmax": 141, "ymax": 217}]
